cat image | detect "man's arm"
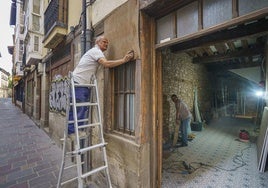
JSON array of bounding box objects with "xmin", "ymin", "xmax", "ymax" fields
[{"xmin": 98, "ymin": 51, "xmax": 134, "ymax": 68}]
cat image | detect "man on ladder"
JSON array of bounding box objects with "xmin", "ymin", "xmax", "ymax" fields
[{"xmin": 57, "ymin": 35, "xmax": 134, "ymax": 188}]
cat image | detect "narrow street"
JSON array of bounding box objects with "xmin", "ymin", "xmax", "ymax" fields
[{"xmin": 0, "ymin": 98, "xmax": 62, "ymax": 188}]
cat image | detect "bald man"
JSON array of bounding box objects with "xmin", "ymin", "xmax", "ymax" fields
[{"xmin": 68, "ymin": 36, "xmax": 134, "ymax": 134}]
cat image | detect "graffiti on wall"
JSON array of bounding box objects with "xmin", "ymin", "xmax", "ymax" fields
[{"xmin": 49, "ymin": 75, "xmax": 70, "ymax": 115}]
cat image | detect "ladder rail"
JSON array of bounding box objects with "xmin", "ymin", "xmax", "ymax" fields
[
  {"xmin": 93, "ymin": 75, "xmax": 112, "ymax": 187},
  {"xmin": 70, "ymin": 72, "xmax": 84, "ymax": 188},
  {"xmin": 57, "ymin": 77, "xmax": 71, "ymax": 188}
]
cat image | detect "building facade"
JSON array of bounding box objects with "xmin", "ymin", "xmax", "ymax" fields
[
  {"xmin": 9, "ymin": 0, "xmax": 268, "ymax": 187},
  {"xmin": 0, "ymin": 68, "xmax": 10, "ymax": 98}
]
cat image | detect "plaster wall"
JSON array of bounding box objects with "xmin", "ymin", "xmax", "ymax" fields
[{"xmin": 49, "ymin": 112, "xmax": 66, "ymax": 146}]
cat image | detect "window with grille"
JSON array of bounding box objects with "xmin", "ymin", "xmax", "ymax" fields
[{"xmin": 114, "ymin": 61, "xmax": 136, "ymax": 135}]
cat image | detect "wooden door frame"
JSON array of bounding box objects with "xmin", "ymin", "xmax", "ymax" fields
[{"xmin": 156, "ymin": 50, "xmax": 163, "ymax": 187}]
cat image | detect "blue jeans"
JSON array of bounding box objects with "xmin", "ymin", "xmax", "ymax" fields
[
  {"xmin": 181, "ymin": 117, "xmax": 191, "ymax": 144},
  {"xmin": 68, "ymin": 87, "xmax": 90, "ymax": 134}
]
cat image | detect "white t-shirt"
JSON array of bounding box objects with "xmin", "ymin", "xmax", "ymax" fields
[{"xmin": 73, "ymin": 45, "xmax": 105, "ymax": 84}]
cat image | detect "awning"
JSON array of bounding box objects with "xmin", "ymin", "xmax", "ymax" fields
[{"xmin": 13, "ymin": 75, "xmax": 22, "ymax": 82}]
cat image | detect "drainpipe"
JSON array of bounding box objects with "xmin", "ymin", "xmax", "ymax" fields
[
  {"xmin": 81, "ymin": 0, "xmax": 95, "ymax": 55},
  {"xmin": 81, "ymin": 0, "xmax": 87, "ymax": 56},
  {"xmin": 87, "ymin": 0, "xmax": 96, "ymax": 50}
]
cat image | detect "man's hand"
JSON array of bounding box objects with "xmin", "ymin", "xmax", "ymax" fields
[{"xmin": 123, "ymin": 50, "xmax": 134, "ymax": 62}]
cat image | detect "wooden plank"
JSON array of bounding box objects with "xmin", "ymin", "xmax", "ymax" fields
[
  {"xmin": 241, "ymin": 39, "xmax": 249, "ymax": 49},
  {"xmin": 227, "ymin": 41, "xmax": 236, "ymax": 51},
  {"xmin": 214, "ymin": 43, "xmax": 227, "ymax": 54}
]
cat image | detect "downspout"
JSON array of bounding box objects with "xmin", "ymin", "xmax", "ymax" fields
[
  {"xmin": 81, "ymin": 0, "xmax": 87, "ymax": 56},
  {"xmin": 84, "ymin": 0, "xmax": 95, "ymax": 173}
]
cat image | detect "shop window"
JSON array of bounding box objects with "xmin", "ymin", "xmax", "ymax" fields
[{"xmin": 114, "ymin": 61, "xmax": 136, "ymax": 135}]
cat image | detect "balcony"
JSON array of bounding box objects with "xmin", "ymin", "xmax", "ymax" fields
[
  {"xmin": 43, "ymin": 0, "xmax": 68, "ymax": 49},
  {"xmin": 26, "ymin": 52, "xmax": 42, "ymax": 66}
]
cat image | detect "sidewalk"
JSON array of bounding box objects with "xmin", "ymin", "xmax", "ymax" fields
[{"xmin": 0, "ymin": 98, "xmax": 63, "ymax": 188}]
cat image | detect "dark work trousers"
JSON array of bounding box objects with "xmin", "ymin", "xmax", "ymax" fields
[{"xmin": 68, "ymin": 86, "xmax": 90, "ymax": 134}]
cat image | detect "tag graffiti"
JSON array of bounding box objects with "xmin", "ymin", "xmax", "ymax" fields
[{"xmin": 49, "ymin": 76, "xmax": 69, "ymax": 114}]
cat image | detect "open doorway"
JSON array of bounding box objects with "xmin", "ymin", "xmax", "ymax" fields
[{"xmin": 160, "ymin": 34, "xmax": 268, "ymax": 187}]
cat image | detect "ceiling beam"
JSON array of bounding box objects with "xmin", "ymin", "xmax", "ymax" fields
[
  {"xmin": 206, "ymin": 59, "xmax": 261, "ymax": 72},
  {"xmin": 193, "ymin": 44, "xmax": 264, "ymax": 64},
  {"xmin": 170, "ymin": 18, "xmax": 268, "ymax": 52}
]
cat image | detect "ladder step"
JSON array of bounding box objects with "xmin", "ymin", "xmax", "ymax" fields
[
  {"xmin": 74, "ymin": 83, "xmax": 96, "ymax": 87},
  {"xmin": 61, "ymin": 166, "xmax": 109, "ymax": 185},
  {"xmin": 68, "ymin": 131, "xmax": 88, "ymax": 141},
  {"xmin": 81, "ymin": 165, "xmax": 108, "ymax": 179},
  {"xmin": 78, "ymin": 122, "xmax": 101, "ymax": 129},
  {"xmin": 70, "ymin": 102, "xmax": 98, "ymax": 107},
  {"xmin": 68, "ymin": 118, "xmax": 89, "ymax": 124},
  {"xmin": 64, "ymin": 164, "xmax": 76, "ymax": 170},
  {"xmin": 64, "ymin": 161, "xmax": 85, "ymax": 170},
  {"xmin": 61, "ymin": 177, "xmax": 78, "ymax": 186},
  {"xmin": 78, "ymin": 143, "xmax": 107, "ymax": 153}
]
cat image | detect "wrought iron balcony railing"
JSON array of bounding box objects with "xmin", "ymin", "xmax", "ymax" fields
[{"xmin": 44, "ymin": 0, "xmax": 68, "ymax": 35}]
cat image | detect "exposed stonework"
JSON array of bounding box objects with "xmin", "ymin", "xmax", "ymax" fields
[{"xmin": 161, "ymin": 50, "xmax": 212, "ymax": 140}]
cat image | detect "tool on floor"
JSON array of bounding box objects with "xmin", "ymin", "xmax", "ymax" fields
[
  {"xmin": 57, "ymin": 72, "xmax": 112, "ymax": 188},
  {"xmin": 182, "ymin": 161, "xmax": 193, "ymax": 174}
]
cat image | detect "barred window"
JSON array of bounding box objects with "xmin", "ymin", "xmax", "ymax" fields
[{"xmin": 114, "ymin": 61, "xmax": 135, "ymax": 135}]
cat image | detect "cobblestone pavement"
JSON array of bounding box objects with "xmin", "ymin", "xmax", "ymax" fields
[{"xmin": 0, "ymin": 98, "xmax": 64, "ymax": 188}]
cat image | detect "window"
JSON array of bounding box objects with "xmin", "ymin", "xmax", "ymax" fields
[
  {"xmin": 19, "ymin": 40, "xmax": 24, "ymax": 61},
  {"xmin": 32, "ymin": 14, "xmax": 40, "ymax": 31},
  {"xmin": 156, "ymin": 13, "xmax": 175, "ymax": 44},
  {"xmin": 203, "ymin": 0, "xmax": 232, "ymax": 28},
  {"xmin": 114, "ymin": 61, "xmax": 136, "ymax": 135},
  {"xmin": 34, "ymin": 36, "xmax": 39, "ymax": 52},
  {"xmin": 177, "ymin": 1, "xmax": 198, "ymax": 37},
  {"xmin": 33, "ymin": 0, "xmax": 41, "ymax": 14},
  {"xmin": 27, "ymin": 79, "xmax": 34, "ymax": 104}
]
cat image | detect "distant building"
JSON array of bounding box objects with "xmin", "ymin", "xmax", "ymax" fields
[{"xmin": 0, "ymin": 68, "xmax": 10, "ymax": 98}]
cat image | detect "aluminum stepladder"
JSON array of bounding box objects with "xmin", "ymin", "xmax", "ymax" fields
[{"xmin": 57, "ymin": 72, "xmax": 112, "ymax": 188}]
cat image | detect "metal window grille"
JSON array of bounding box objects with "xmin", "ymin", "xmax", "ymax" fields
[{"xmin": 114, "ymin": 61, "xmax": 135, "ymax": 135}]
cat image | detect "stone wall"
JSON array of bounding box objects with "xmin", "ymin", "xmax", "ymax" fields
[{"xmin": 161, "ymin": 50, "xmax": 212, "ymax": 140}]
